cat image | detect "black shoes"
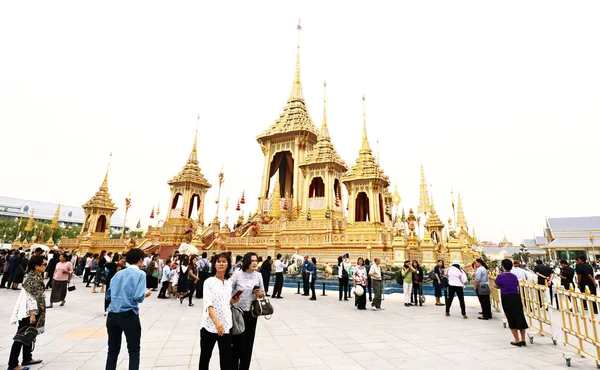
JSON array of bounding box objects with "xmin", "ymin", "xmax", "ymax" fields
[{"xmin": 309, "ymin": 297, "xmax": 316, "ymax": 301}]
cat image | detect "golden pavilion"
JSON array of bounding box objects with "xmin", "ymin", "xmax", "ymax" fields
[{"xmin": 59, "ymin": 31, "xmax": 481, "ymax": 266}]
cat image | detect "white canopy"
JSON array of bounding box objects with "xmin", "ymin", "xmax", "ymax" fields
[
  {"xmin": 178, "ymin": 242, "xmax": 199, "ymax": 256},
  {"xmin": 30, "ymin": 243, "xmax": 50, "ymax": 252}
]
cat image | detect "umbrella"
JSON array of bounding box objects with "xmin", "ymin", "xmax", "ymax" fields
[
  {"xmin": 178, "ymin": 242, "xmax": 199, "ymax": 256},
  {"xmin": 31, "ymin": 243, "xmax": 50, "ymax": 252}
]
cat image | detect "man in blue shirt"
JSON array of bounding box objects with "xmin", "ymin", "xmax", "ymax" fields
[
  {"xmin": 105, "ymin": 248, "xmax": 151, "ymax": 370},
  {"xmin": 301, "ymin": 255, "xmax": 311, "ymax": 296}
]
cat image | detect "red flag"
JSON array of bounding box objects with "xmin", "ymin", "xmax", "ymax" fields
[
  {"xmin": 150, "ymin": 207, "xmax": 155, "ymax": 219},
  {"xmin": 297, "ymin": 19, "xmax": 302, "ymax": 31}
]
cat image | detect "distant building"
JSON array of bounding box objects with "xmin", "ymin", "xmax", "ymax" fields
[
  {"xmin": 0, "ymin": 196, "xmax": 124, "ymax": 233},
  {"xmin": 545, "ymin": 216, "xmax": 600, "ymax": 261}
]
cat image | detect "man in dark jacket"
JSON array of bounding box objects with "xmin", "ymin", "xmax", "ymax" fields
[{"xmin": 261, "ymin": 256, "xmax": 272, "ymax": 297}]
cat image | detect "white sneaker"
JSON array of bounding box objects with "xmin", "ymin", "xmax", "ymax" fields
[{"xmin": 372, "ymin": 307, "xmax": 377, "ymax": 311}]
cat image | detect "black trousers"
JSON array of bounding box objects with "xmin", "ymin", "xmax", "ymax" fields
[
  {"xmin": 187, "ymin": 281, "xmax": 196, "ymax": 305},
  {"xmin": 231, "ymin": 311, "xmax": 258, "ymax": 370},
  {"xmin": 411, "ymin": 283, "xmax": 423, "ymax": 305},
  {"xmin": 310, "ymin": 277, "xmax": 316, "ymax": 299},
  {"xmin": 106, "ymin": 310, "xmax": 141, "ymax": 370},
  {"xmin": 0, "ymin": 270, "xmax": 10, "ymax": 287},
  {"xmin": 273, "ymin": 272, "xmax": 283, "ymax": 297},
  {"xmin": 158, "ymin": 281, "xmax": 169, "ymax": 298},
  {"xmin": 196, "ymin": 273, "xmax": 207, "ymax": 299},
  {"xmin": 45, "ymin": 274, "xmax": 54, "ymax": 289},
  {"xmin": 199, "ymin": 328, "xmax": 231, "ymax": 370},
  {"xmin": 8, "ymin": 317, "xmax": 35, "ymax": 368},
  {"xmin": 262, "ymin": 273, "xmax": 270, "ymax": 294},
  {"xmin": 367, "ymin": 277, "xmax": 373, "ymax": 300},
  {"xmin": 582, "ymin": 283, "xmax": 598, "ymax": 314},
  {"xmin": 83, "ymin": 267, "xmax": 91, "ymax": 283},
  {"xmin": 302, "ymin": 273, "xmax": 309, "ymax": 295},
  {"xmin": 446, "ymin": 286, "xmax": 466, "ymax": 315},
  {"xmin": 339, "ymin": 276, "xmax": 349, "ymax": 300},
  {"xmin": 477, "ymin": 293, "xmax": 492, "ymax": 319},
  {"xmin": 356, "ymin": 284, "xmax": 367, "ymax": 309}
]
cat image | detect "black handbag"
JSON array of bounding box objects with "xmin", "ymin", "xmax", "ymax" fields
[
  {"xmin": 68, "ymin": 283, "xmax": 76, "ymax": 292},
  {"xmin": 13, "ymin": 325, "xmax": 38, "ymax": 350},
  {"xmin": 251, "ymin": 297, "xmax": 274, "ymax": 319}
]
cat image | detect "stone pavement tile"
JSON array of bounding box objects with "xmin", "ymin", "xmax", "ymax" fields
[
  {"xmin": 288, "ymin": 353, "xmax": 327, "ymax": 367},
  {"xmin": 154, "ymin": 354, "xmax": 192, "ymax": 367},
  {"xmin": 163, "ymin": 340, "xmax": 194, "ymax": 349},
  {"xmin": 160, "ymin": 346, "xmax": 195, "ymax": 356},
  {"xmin": 317, "ymin": 353, "xmax": 365, "ymax": 369},
  {"xmin": 39, "ymin": 361, "xmax": 85, "ymax": 370},
  {"xmin": 139, "ymin": 340, "xmax": 165, "ymax": 350},
  {"xmin": 53, "ymin": 352, "xmax": 95, "ymax": 363},
  {"xmin": 374, "ymin": 349, "xmax": 410, "ymax": 360},
  {"xmin": 256, "ymin": 357, "xmax": 294, "ymax": 369}
]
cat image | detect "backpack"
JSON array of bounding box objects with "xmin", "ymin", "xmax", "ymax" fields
[
  {"xmin": 341, "ymin": 263, "xmax": 348, "ymax": 278},
  {"xmin": 201, "ymin": 261, "xmax": 210, "ymax": 274}
]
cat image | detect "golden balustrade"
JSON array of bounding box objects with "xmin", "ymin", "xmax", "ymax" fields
[
  {"xmin": 519, "ymin": 280, "xmax": 557, "ymax": 345},
  {"xmin": 556, "ymin": 285, "xmax": 600, "ymax": 367}
]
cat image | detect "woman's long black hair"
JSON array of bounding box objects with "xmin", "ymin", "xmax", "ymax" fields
[{"xmin": 476, "ymin": 258, "xmax": 489, "ymax": 270}]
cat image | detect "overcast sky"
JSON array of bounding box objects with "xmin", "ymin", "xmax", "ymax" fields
[{"xmin": 1, "ymin": 1, "xmax": 599, "ymax": 244}]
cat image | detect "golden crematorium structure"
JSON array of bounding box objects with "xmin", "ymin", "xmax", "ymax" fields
[{"xmin": 60, "ymin": 33, "xmax": 482, "ymax": 265}]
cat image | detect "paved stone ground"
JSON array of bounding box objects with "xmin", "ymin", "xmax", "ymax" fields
[{"xmin": 0, "ymin": 277, "xmax": 590, "ymax": 369}]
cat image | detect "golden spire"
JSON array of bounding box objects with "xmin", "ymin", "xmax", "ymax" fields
[
  {"xmin": 361, "ymin": 94, "xmax": 370, "ymax": 152},
  {"xmin": 24, "ymin": 210, "xmax": 35, "ymax": 232},
  {"xmin": 341, "ymin": 94, "xmax": 388, "ymax": 185},
  {"xmin": 272, "ymin": 177, "xmax": 281, "ymax": 218},
  {"xmin": 169, "ymin": 118, "xmax": 211, "ymax": 188},
  {"xmin": 189, "ymin": 115, "xmax": 199, "ymax": 163},
  {"xmin": 289, "ymin": 21, "xmax": 303, "ymax": 100},
  {"xmin": 50, "ymin": 204, "xmax": 60, "ymax": 230},
  {"xmin": 101, "ymin": 152, "xmax": 112, "ymax": 190},
  {"xmin": 425, "ymin": 194, "xmax": 444, "ymax": 229},
  {"xmin": 320, "ymin": 81, "xmax": 329, "ymax": 138},
  {"xmin": 83, "ymin": 154, "xmax": 117, "ymax": 212},
  {"xmin": 456, "ymin": 192, "xmax": 467, "ymax": 229},
  {"xmin": 301, "ymin": 81, "xmax": 346, "ymax": 171},
  {"xmin": 418, "ymin": 165, "xmax": 431, "ymax": 215}
]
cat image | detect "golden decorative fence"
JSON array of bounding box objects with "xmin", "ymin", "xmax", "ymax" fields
[
  {"xmin": 556, "ymin": 285, "xmax": 600, "ymax": 367},
  {"xmin": 519, "ymin": 280, "xmax": 557, "ymax": 345}
]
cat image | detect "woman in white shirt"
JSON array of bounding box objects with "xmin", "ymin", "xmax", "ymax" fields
[
  {"xmin": 200, "ymin": 252, "xmax": 240, "ymax": 370},
  {"xmin": 445, "ymin": 260, "xmax": 468, "ymax": 319},
  {"xmin": 338, "ymin": 255, "xmax": 351, "ymax": 301},
  {"xmin": 230, "ymin": 252, "xmax": 265, "ymax": 370}
]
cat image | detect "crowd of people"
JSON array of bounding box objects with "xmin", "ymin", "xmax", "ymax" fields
[{"xmin": 2, "ymin": 244, "xmax": 599, "ymax": 369}]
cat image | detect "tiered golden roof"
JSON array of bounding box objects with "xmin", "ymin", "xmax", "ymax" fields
[
  {"xmin": 301, "ymin": 82, "xmax": 347, "ymax": 170},
  {"xmin": 342, "ymin": 96, "xmax": 389, "ymax": 183},
  {"xmin": 456, "ymin": 192, "xmax": 467, "ymax": 229},
  {"xmin": 425, "ymin": 198, "xmax": 444, "ymax": 228},
  {"xmin": 418, "ymin": 165, "xmax": 431, "ymax": 215},
  {"xmin": 168, "ymin": 130, "xmax": 211, "ymax": 188},
  {"xmin": 256, "ymin": 37, "xmax": 318, "ymax": 141},
  {"xmin": 83, "ymin": 168, "xmax": 117, "ymax": 211}
]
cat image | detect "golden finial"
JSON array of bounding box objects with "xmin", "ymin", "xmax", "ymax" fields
[
  {"xmin": 457, "ymin": 192, "xmax": 467, "ymax": 229},
  {"xmin": 189, "ymin": 115, "xmax": 199, "ymax": 163},
  {"xmin": 418, "ymin": 165, "xmax": 430, "ymax": 215},
  {"xmin": 320, "ymin": 81, "xmax": 330, "ymax": 138},
  {"xmin": 102, "ymin": 152, "xmax": 112, "ymax": 190},
  {"xmin": 289, "ymin": 20, "xmax": 303, "ymax": 100},
  {"xmin": 361, "ymin": 94, "xmax": 370, "ymax": 152}
]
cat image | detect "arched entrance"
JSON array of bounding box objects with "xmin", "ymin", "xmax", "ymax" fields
[
  {"xmin": 95, "ymin": 215, "xmax": 107, "ymax": 233},
  {"xmin": 188, "ymin": 194, "xmax": 200, "ymax": 219},
  {"xmin": 355, "ymin": 192, "xmax": 370, "ymax": 222},
  {"xmin": 309, "ymin": 177, "xmax": 325, "ymax": 198},
  {"xmin": 266, "ymin": 151, "xmax": 294, "ymax": 198}
]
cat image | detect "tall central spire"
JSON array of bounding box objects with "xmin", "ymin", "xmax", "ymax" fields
[
  {"xmin": 189, "ymin": 115, "xmax": 200, "ymax": 163},
  {"xmin": 101, "ymin": 152, "xmax": 112, "ymax": 190},
  {"xmin": 361, "ymin": 94, "xmax": 370, "ymax": 152},
  {"xmin": 289, "ymin": 21, "xmax": 304, "ymax": 100},
  {"xmin": 418, "ymin": 165, "xmax": 431, "ymax": 215},
  {"xmin": 320, "ymin": 81, "xmax": 329, "ymax": 138}
]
